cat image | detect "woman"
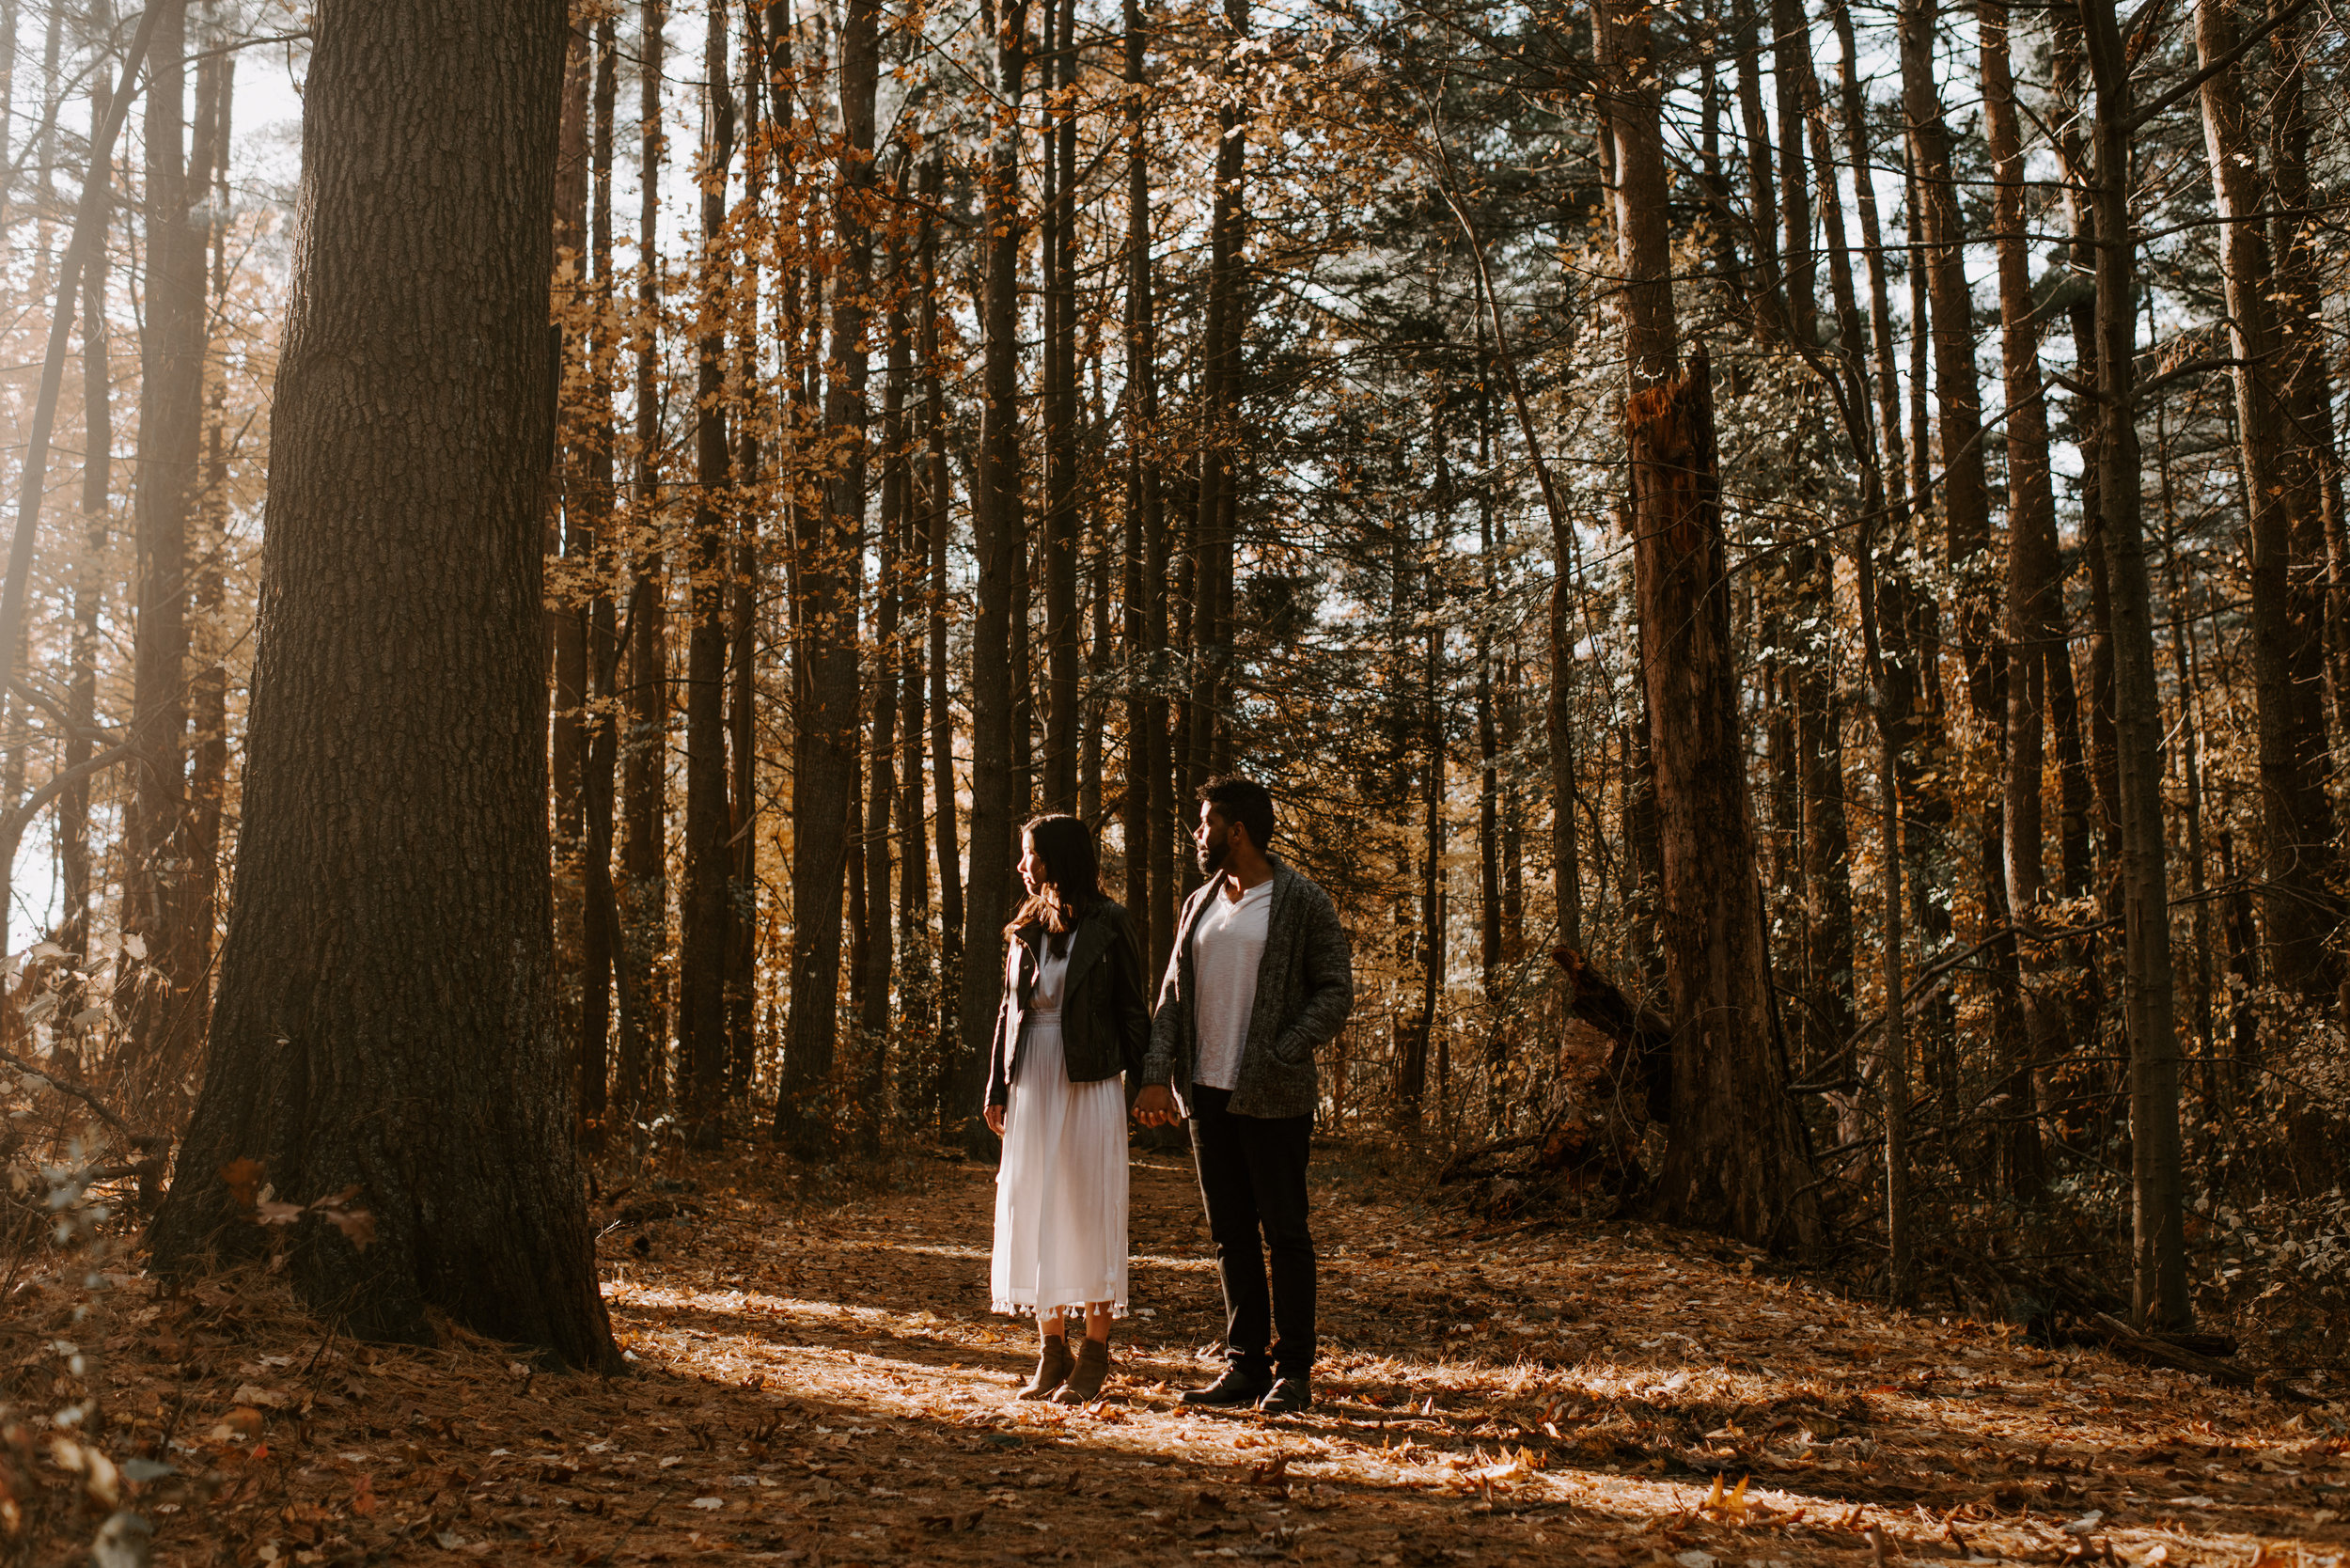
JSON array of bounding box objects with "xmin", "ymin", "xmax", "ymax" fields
[{"xmin": 984, "ymin": 813, "xmax": 1152, "ymax": 1403}]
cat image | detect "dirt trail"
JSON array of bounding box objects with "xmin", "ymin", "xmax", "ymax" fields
[{"xmin": 70, "ymin": 1142, "xmax": 2350, "ymax": 1564}]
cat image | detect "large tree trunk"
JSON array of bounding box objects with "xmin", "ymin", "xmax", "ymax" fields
[
  {"xmin": 777, "ymin": 0, "xmax": 880, "ymax": 1152},
  {"xmin": 2194, "ymin": 0, "xmax": 2333, "ymax": 1004},
  {"xmin": 1599, "ymin": 0, "xmax": 1816, "ymax": 1252},
  {"xmin": 149, "ymin": 0, "xmax": 614, "ymax": 1367},
  {"xmin": 2081, "ymin": 0, "xmax": 2190, "ymax": 1328},
  {"xmin": 2264, "ymin": 0, "xmax": 2350, "ymax": 1052}
]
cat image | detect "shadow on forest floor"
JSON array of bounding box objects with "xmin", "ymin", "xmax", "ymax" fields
[{"xmin": 78, "ymin": 1142, "xmax": 2350, "ymax": 1565}]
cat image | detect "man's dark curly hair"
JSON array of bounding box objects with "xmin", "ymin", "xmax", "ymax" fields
[{"xmin": 1198, "ymin": 775, "xmax": 1276, "ymax": 855}]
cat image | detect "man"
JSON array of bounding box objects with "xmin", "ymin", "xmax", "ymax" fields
[{"xmin": 1135, "ymin": 776, "xmax": 1354, "ymax": 1414}]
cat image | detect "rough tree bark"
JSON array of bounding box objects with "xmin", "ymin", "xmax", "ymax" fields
[
  {"xmin": 2193, "ymin": 0, "xmax": 2333, "ymax": 1004},
  {"xmin": 1599, "ymin": 0, "xmax": 1817, "ymax": 1252},
  {"xmin": 149, "ymin": 0, "xmax": 615, "ymax": 1366}
]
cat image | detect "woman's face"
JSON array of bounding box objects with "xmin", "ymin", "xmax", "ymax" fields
[{"xmin": 1018, "ymin": 831, "xmax": 1047, "ymax": 898}]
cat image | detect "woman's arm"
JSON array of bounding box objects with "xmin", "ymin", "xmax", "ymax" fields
[
  {"xmin": 1109, "ymin": 908, "xmax": 1152, "ymax": 1078},
  {"xmin": 982, "ymin": 938, "xmax": 1022, "ymax": 1114}
]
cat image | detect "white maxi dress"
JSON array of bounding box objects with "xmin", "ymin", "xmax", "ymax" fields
[{"xmin": 990, "ymin": 943, "xmax": 1130, "ymax": 1319}]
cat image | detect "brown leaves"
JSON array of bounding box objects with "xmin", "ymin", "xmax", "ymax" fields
[
  {"xmin": 920, "ymin": 1507, "xmax": 983, "ymax": 1531},
  {"xmin": 223, "ymin": 1163, "xmax": 378, "ymax": 1251},
  {"xmin": 219, "ymin": 1157, "xmax": 265, "ymax": 1208}
]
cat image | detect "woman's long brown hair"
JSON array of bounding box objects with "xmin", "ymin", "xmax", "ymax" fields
[{"xmin": 1006, "ymin": 814, "xmax": 1104, "ymax": 956}]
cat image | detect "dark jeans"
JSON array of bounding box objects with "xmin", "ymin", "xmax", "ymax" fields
[{"xmin": 1188, "ymin": 1084, "xmax": 1315, "ymax": 1381}]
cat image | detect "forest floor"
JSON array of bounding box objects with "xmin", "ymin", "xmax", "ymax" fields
[{"xmin": 51, "ymin": 1139, "xmax": 2350, "ymax": 1566}]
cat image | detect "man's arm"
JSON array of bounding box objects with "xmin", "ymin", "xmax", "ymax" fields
[
  {"xmin": 1269, "ymin": 885, "xmax": 1354, "ymax": 1063},
  {"xmin": 1139, "ymin": 900, "xmax": 1188, "ymax": 1087}
]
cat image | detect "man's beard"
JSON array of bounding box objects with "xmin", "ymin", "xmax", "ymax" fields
[{"xmin": 1196, "ymin": 838, "xmax": 1229, "ymax": 878}]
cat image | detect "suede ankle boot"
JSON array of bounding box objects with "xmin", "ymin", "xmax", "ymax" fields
[
  {"xmin": 1017, "ymin": 1335, "xmax": 1073, "ymax": 1400},
  {"xmin": 1051, "ymin": 1338, "xmax": 1110, "ymax": 1404}
]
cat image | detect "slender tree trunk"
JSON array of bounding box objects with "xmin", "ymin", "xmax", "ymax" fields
[
  {"xmin": 552, "ymin": 16, "xmax": 590, "ymax": 874},
  {"xmin": 894, "ymin": 166, "xmax": 932, "ymax": 1105},
  {"xmin": 125, "ymin": 0, "xmax": 203, "ymax": 1074},
  {"xmin": 1041, "ymin": 0, "xmax": 1080, "ymax": 813},
  {"xmin": 919, "ymin": 153, "xmax": 964, "ymax": 1127},
  {"xmin": 59, "ymin": 65, "xmax": 118, "ymax": 1076},
  {"xmin": 1777, "ymin": 11, "xmax": 1854, "ymax": 1082},
  {"xmin": 618, "ymin": 0, "xmax": 670, "ymax": 1123},
  {"xmin": 185, "ymin": 32, "xmax": 231, "ymax": 1000},
  {"xmin": 550, "ymin": 18, "xmax": 592, "ymax": 1084},
  {"xmin": 2081, "ymin": 0, "xmax": 2190, "ymax": 1327},
  {"xmin": 952, "ymin": 0, "xmax": 1028, "ymax": 1147},
  {"xmin": 2156, "ymin": 402, "xmax": 2216, "ymax": 1083},
  {"xmin": 1727, "ymin": 0, "xmax": 1782, "ymax": 332},
  {"xmin": 680, "ymin": 0, "xmax": 736, "ymax": 1145},
  {"xmin": 725, "ymin": 9, "xmax": 763, "ymax": 1104},
  {"xmin": 149, "ymin": 0, "xmax": 614, "ymax": 1368},
  {"xmin": 1120, "ymin": 0, "xmax": 1157, "ymax": 960},
  {"xmin": 1982, "ymin": 0, "xmax": 2051, "ymax": 1202},
  {"xmin": 862, "ymin": 199, "xmax": 909, "ymax": 1077},
  {"xmin": 1192, "ymin": 0, "xmax": 1248, "ymax": 778},
  {"xmin": 1766, "ymin": 0, "xmax": 1813, "ymax": 340},
  {"xmin": 776, "ymin": 0, "xmax": 879, "ymax": 1151},
  {"xmin": 580, "ymin": 10, "xmax": 620, "ymax": 1136}
]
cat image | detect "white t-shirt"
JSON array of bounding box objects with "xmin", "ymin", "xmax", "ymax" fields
[
  {"xmin": 1190, "ymin": 879, "xmax": 1274, "ymax": 1090},
  {"xmin": 1029, "ymin": 943, "xmax": 1070, "ymax": 1012}
]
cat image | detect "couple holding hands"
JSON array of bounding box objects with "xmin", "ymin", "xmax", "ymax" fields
[{"xmin": 981, "ymin": 776, "xmax": 1355, "ymax": 1413}]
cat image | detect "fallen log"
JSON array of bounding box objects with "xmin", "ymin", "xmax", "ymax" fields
[{"xmin": 2092, "ymin": 1312, "xmax": 2285, "ymax": 1394}]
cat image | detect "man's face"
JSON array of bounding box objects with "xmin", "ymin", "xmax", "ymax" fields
[{"xmin": 1195, "ymin": 804, "xmax": 1232, "ymax": 878}]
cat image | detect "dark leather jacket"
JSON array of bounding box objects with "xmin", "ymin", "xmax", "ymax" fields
[{"xmin": 983, "ymin": 901, "xmax": 1151, "ymax": 1109}]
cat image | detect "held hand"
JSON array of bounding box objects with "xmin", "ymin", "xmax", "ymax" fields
[
  {"xmin": 1133, "ymin": 1084, "xmax": 1179, "ymax": 1128},
  {"xmin": 985, "ymin": 1104, "xmax": 1007, "ymax": 1137}
]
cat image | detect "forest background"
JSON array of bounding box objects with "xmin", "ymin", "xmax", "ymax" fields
[{"xmin": 1, "ymin": 0, "xmax": 2347, "ymax": 1372}]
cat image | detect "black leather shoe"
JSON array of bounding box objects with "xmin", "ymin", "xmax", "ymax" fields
[
  {"xmin": 1257, "ymin": 1376, "xmax": 1312, "ymax": 1415},
  {"xmin": 1180, "ymin": 1367, "xmax": 1272, "ymax": 1408}
]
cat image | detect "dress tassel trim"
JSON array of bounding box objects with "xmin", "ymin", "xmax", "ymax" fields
[{"xmin": 992, "ymin": 1298, "xmax": 1130, "ymax": 1321}]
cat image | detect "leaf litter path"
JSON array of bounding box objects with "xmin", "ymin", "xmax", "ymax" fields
[{"xmin": 113, "ymin": 1143, "xmax": 2345, "ymax": 1565}]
